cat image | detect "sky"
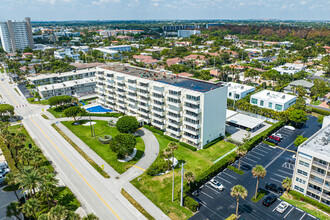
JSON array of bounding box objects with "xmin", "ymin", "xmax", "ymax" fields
[{"xmin": 0, "ymin": 0, "xmax": 329, "ymax": 21}]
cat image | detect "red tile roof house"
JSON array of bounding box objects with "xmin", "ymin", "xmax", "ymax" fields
[
  {"xmin": 22, "ymin": 52, "xmax": 33, "ymax": 58},
  {"xmin": 19, "ymin": 66, "xmax": 36, "ymax": 74},
  {"xmin": 184, "ymin": 54, "xmax": 206, "ymax": 66},
  {"xmin": 133, "ymin": 55, "xmax": 158, "ymax": 65},
  {"xmin": 210, "ymin": 70, "xmax": 219, "ymax": 77},
  {"xmin": 166, "ymin": 58, "xmax": 187, "ymax": 67},
  {"xmin": 323, "ymin": 46, "xmax": 330, "ymax": 53}
]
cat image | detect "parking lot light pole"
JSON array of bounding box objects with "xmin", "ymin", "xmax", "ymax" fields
[{"xmin": 180, "ymin": 163, "xmax": 185, "ymax": 207}]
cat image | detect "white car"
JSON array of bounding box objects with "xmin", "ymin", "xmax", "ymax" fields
[
  {"xmin": 273, "ymin": 133, "xmax": 283, "ymax": 139},
  {"xmin": 276, "ymin": 201, "xmax": 289, "ymax": 213},
  {"xmin": 208, "ymin": 178, "xmax": 224, "ymax": 191},
  {"xmin": 284, "ymin": 125, "xmax": 295, "ymax": 131}
]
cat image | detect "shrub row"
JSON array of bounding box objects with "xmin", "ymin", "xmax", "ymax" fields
[
  {"xmin": 0, "ymin": 141, "xmax": 19, "ymax": 174},
  {"xmin": 164, "ymin": 135, "xmax": 179, "ymax": 142},
  {"xmin": 203, "ymin": 136, "xmax": 224, "ymax": 149},
  {"xmin": 86, "ymin": 112, "xmax": 124, "ymax": 118},
  {"xmin": 263, "ymin": 141, "xmax": 276, "ymax": 146},
  {"xmin": 289, "ymin": 190, "xmax": 330, "ymax": 213},
  {"xmin": 184, "ymin": 196, "xmax": 200, "ymax": 212},
  {"xmin": 143, "ymin": 125, "xmax": 164, "ymax": 136},
  {"xmin": 146, "ymin": 160, "xmax": 170, "ymax": 176},
  {"xmin": 311, "ymin": 107, "xmax": 330, "ymax": 116},
  {"xmin": 179, "ymin": 142, "xmax": 197, "ymax": 151},
  {"xmin": 227, "ymin": 165, "xmax": 244, "ymax": 175}
]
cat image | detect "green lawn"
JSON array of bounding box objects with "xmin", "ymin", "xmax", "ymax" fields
[
  {"xmin": 62, "ymin": 120, "xmax": 145, "ymax": 174},
  {"xmin": 280, "ymin": 193, "xmax": 330, "ymax": 220},
  {"xmin": 48, "ymin": 106, "xmax": 123, "ymax": 118},
  {"xmin": 311, "ymin": 100, "xmax": 322, "ymax": 105},
  {"xmin": 132, "ymin": 133, "xmax": 236, "ymax": 220}
]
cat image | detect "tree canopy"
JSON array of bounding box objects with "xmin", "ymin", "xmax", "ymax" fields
[
  {"xmin": 109, "ymin": 133, "xmax": 136, "ymax": 159},
  {"xmin": 63, "ymin": 106, "xmax": 86, "ymax": 122},
  {"xmin": 115, "ymin": 116, "xmax": 139, "ymax": 133},
  {"xmin": 0, "ymin": 104, "xmax": 14, "ymax": 119}
]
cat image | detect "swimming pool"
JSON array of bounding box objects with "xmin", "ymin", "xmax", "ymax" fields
[{"xmin": 86, "ymin": 105, "xmax": 113, "ymax": 113}]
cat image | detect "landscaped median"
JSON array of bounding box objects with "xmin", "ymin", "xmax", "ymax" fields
[{"xmin": 61, "ymin": 120, "xmax": 145, "ymax": 174}]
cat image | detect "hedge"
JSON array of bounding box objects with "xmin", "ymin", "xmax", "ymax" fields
[
  {"xmin": 263, "ymin": 141, "xmax": 276, "ymax": 146},
  {"xmin": 164, "ymin": 135, "xmax": 179, "ymax": 142},
  {"xmin": 228, "ymin": 165, "xmax": 244, "ymax": 175},
  {"xmin": 184, "ymin": 196, "xmax": 200, "ymax": 212},
  {"xmin": 143, "ymin": 125, "xmax": 164, "ymax": 136},
  {"xmin": 289, "ymin": 190, "xmax": 330, "ymax": 214},
  {"xmin": 179, "ymin": 142, "xmax": 197, "ymax": 151},
  {"xmin": 0, "ymin": 141, "xmax": 19, "ymax": 174},
  {"xmin": 203, "ymin": 136, "xmax": 224, "ymax": 149},
  {"xmin": 311, "ymin": 107, "xmax": 330, "ymax": 116}
]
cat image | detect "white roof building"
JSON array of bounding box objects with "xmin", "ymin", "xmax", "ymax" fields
[
  {"xmin": 273, "ymin": 63, "xmax": 305, "ymax": 75},
  {"xmin": 54, "ymin": 48, "xmax": 80, "ymax": 60},
  {"xmin": 250, "ymin": 90, "xmax": 296, "ymax": 111},
  {"xmin": 227, "ymin": 82, "xmax": 255, "ymax": 100},
  {"xmin": 178, "ymin": 30, "xmax": 201, "ymax": 38}
]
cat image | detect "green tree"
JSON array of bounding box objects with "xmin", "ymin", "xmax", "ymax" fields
[
  {"xmin": 294, "ymin": 135, "xmax": 308, "ymax": 147},
  {"xmin": 230, "ymin": 185, "xmax": 248, "ymax": 218},
  {"xmin": 295, "ymin": 85, "xmax": 306, "ymax": 97},
  {"xmin": 0, "ymin": 104, "xmax": 14, "ymax": 119},
  {"xmin": 109, "ymin": 133, "xmax": 136, "ymax": 159},
  {"xmin": 64, "ymin": 106, "xmax": 86, "ymax": 122},
  {"xmin": 236, "ymin": 146, "xmax": 247, "ymax": 171},
  {"xmin": 163, "ymin": 147, "xmax": 173, "ymax": 170},
  {"xmin": 317, "ymin": 115, "xmax": 325, "ymax": 124},
  {"xmin": 39, "ymin": 173, "xmax": 59, "ymax": 210},
  {"xmin": 115, "ymin": 116, "xmax": 139, "ymax": 133},
  {"xmin": 282, "ymin": 177, "xmax": 292, "ymax": 193},
  {"xmin": 6, "ymin": 202, "xmax": 22, "ymax": 220},
  {"xmin": 16, "ymin": 166, "xmax": 42, "ymax": 196},
  {"xmin": 49, "ymin": 205, "xmax": 68, "ymax": 220},
  {"xmin": 184, "ymin": 171, "xmax": 196, "ymax": 188},
  {"xmin": 288, "ymin": 109, "xmax": 308, "ymax": 127},
  {"xmin": 22, "ymin": 198, "xmax": 40, "ymax": 219},
  {"xmin": 82, "ymin": 213, "xmax": 99, "ymax": 220},
  {"xmin": 252, "ymin": 165, "xmax": 267, "ymax": 199}
]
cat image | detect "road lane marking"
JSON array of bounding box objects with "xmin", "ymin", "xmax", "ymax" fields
[
  {"xmin": 133, "ymin": 165, "xmax": 146, "ymax": 171},
  {"xmin": 274, "ymin": 173, "xmax": 287, "ymax": 179},
  {"xmin": 299, "ymin": 213, "xmax": 306, "ymax": 220},
  {"xmin": 274, "ymin": 145, "xmax": 296, "ymax": 153},
  {"xmin": 0, "ymin": 81, "xmax": 19, "ymax": 106},
  {"xmin": 31, "ymin": 118, "xmax": 121, "ymax": 220},
  {"xmin": 284, "ymin": 207, "xmax": 294, "ymax": 218}
]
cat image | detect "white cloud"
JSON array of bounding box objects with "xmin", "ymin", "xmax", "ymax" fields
[{"xmin": 92, "ymin": 0, "xmax": 121, "ymax": 5}]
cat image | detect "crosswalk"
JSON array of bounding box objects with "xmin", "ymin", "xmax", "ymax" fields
[
  {"xmin": 14, "ymin": 104, "xmax": 29, "ymax": 108},
  {"xmin": 24, "ymin": 113, "xmax": 40, "ymax": 119}
]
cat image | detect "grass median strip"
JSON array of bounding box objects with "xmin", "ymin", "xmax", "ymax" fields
[
  {"xmin": 41, "ymin": 114, "xmax": 49, "ymax": 119},
  {"xmin": 227, "ymin": 165, "xmax": 244, "ymax": 175},
  {"xmin": 14, "ymin": 88, "xmax": 21, "ymax": 96},
  {"xmin": 51, "ymin": 123, "xmax": 110, "ymax": 178},
  {"xmin": 251, "ymin": 190, "xmax": 266, "ymax": 203},
  {"xmin": 121, "ymin": 189, "xmax": 155, "ymax": 220}
]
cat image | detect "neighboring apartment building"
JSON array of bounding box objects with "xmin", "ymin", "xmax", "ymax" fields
[
  {"xmin": 250, "ymin": 90, "xmax": 296, "ymax": 111},
  {"xmin": 27, "ymin": 68, "xmax": 97, "ymax": 86},
  {"xmin": 178, "ymin": 30, "xmax": 201, "ymax": 38},
  {"xmin": 54, "ymin": 48, "xmax": 80, "ymax": 60},
  {"xmin": 95, "ymin": 63, "xmax": 228, "ymax": 149},
  {"xmin": 273, "ymin": 63, "xmax": 305, "ymax": 75},
  {"xmin": 0, "ymin": 17, "xmax": 34, "ymax": 52},
  {"xmin": 37, "ymin": 77, "xmax": 97, "ymax": 99},
  {"xmin": 227, "ymin": 82, "xmax": 255, "ymax": 100},
  {"xmin": 292, "ymin": 120, "xmax": 330, "ymax": 206}
]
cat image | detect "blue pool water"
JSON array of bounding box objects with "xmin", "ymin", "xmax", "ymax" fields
[{"xmin": 86, "ymin": 105, "xmax": 113, "ymax": 113}]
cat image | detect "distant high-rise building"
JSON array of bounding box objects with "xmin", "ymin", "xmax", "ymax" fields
[{"xmin": 0, "ymin": 17, "xmax": 34, "ymax": 53}]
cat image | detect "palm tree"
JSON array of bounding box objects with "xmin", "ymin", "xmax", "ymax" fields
[
  {"xmin": 252, "ymin": 165, "xmax": 267, "ymax": 199},
  {"xmin": 231, "ymin": 185, "xmax": 247, "ymax": 218},
  {"xmin": 6, "ymin": 202, "xmax": 22, "ymax": 220},
  {"xmin": 66, "ymin": 210, "xmax": 81, "ymax": 220},
  {"xmin": 282, "ymin": 177, "xmax": 292, "ymax": 193},
  {"xmin": 236, "ymin": 146, "xmax": 247, "ymax": 171},
  {"xmin": 184, "ymin": 171, "xmax": 196, "ymax": 188},
  {"xmin": 22, "ymin": 198, "xmax": 40, "ymax": 219},
  {"xmin": 82, "ymin": 213, "xmax": 99, "ymax": 220},
  {"xmin": 39, "ymin": 173, "xmax": 59, "ymax": 210},
  {"xmin": 168, "ymin": 141, "xmax": 178, "ymax": 202},
  {"xmin": 163, "ymin": 147, "xmax": 173, "ymax": 171},
  {"xmin": 49, "ymin": 205, "xmax": 68, "ymax": 220},
  {"xmin": 4, "ymin": 173, "xmax": 20, "ymax": 201},
  {"xmin": 16, "ymin": 166, "xmax": 42, "ymax": 196},
  {"xmin": 38, "ymin": 213, "xmax": 51, "ymax": 220}
]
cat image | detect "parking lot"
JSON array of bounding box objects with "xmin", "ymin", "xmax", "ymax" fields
[{"xmin": 190, "ymin": 116, "xmax": 321, "ymax": 220}]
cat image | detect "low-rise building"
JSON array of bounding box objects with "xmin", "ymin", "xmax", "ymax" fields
[
  {"xmin": 284, "ymin": 80, "xmax": 314, "ymax": 96},
  {"xmin": 54, "ymin": 48, "xmax": 80, "ymax": 60},
  {"xmin": 273, "ymin": 63, "xmax": 305, "ymax": 75},
  {"xmin": 95, "ymin": 63, "xmax": 228, "ymax": 149},
  {"xmin": 250, "ymin": 90, "xmax": 296, "ymax": 111},
  {"xmin": 27, "ymin": 68, "xmax": 97, "ymax": 86},
  {"xmin": 227, "ymin": 82, "xmax": 255, "ymax": 100},
  {"xmin": 37, "ymin": 77, "xmax": 97, "ymax": 99},
  {"xmin": 292, "ymin": 120, "xmax": 330, "ymax": 206},
  {"xmin": 178, "ymin": 30, "xmax": 201, "ymax": 38}
]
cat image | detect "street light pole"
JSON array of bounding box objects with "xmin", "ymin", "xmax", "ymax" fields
[{"xmin": 180, "ymin": 162, "xmax": 185, "ymax": 206}]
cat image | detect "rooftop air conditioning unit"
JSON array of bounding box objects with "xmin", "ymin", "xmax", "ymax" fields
[
  {"xmin": 282, "ymin": 95, "xmax": 285, "ymax": 99},
  {"xmin": 267, "ymin": 92, "xmax": 270, "ymax": 96}
]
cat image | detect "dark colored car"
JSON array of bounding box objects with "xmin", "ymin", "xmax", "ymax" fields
[
  {"xmin": 262, "ymin": 195, "xmax": 277, "ymax": 207},
  {"xmin": 265, "ymin": 183, "xmax": 277, "ymax": 191},
  {"xmin": 277, "ymin": 186, "xmax": 284, "ymax": 194},
  {"xmin": 267, "ymin": 138, "xmax": 279, "ymax": 145}
]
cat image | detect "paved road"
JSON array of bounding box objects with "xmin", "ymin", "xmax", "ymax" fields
[
  {"xmin": 0, "ymin": 185, "xmax": 23, "ymax": 220},
  {"xmin": 307, "ymin": 104, "xmax": 330, "ymax": 112}
]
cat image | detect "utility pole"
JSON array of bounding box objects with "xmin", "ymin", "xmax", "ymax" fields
[
  {"xmin": 180, "ymin": 163, "xmax": 185, "ymax": 207},
  {"xmin": 172, "ymin": 156, "xmax": 175, "ymax": 202},
  {"xmin": 89, "ymin": 111, "xmax": 93, "ymax": 137}
]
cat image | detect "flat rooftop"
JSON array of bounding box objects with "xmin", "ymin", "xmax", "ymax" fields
[
  {"xmin": 27, "ymin": 68, "xmax": 97, "ymax": 81},
  {"xmin": 226, "ymin": 110, "xmax": 265, "ymax": 129},
  {"xmin": 101, "ymin": 64, "xmax": 224, "ymax": 93},
  {"xmin": 227, "ymin": 82, "xmax": 255, "ymax": 93},
  {"xmin": 299, "ymin": 124, "xmax": 330, "ymax": 161},
  {"xmin": 251, "ymin": 89, "xmax": 296, "ymax": 104},
  {"xmin": 38, "ymin": 77, "xmax": 96, "ymax": 92}
]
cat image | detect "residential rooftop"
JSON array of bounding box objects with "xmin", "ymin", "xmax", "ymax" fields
[
  {"xmin": 37, "ymin": 77, "xmax": 96, "ymax": 92},
  {"xmin": 227, "ymin": 82, "xmax": 255, "ymax": 93},
  {"xmin": 100, "ymin": 64, "xmax": 224, "ymax": 93},
  {"xmin": 251, "ymin": 89, "xmax": 296, "ymax": 104},
  {"xmin": 27, "ymin": 68, "xmax": 97, "ymax": 81}
]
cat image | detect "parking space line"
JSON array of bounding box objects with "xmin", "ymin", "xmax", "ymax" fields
[
  {"xmin": 204, "ymin": 185, "xmax": 220, "ymax": 194},
  {"xmin": 222, "ymin": 172, "xmax": 237, "ymax": 179},
  {"xmin": 274, "ymin": 173, "xmax": 287, "ymax": 179},
  {"xmin": 246, "ymin": 153, "xmax": 261, "ymax": 160},
  {"xmin": 272, "ymin": 206, "xmax": 277, "ymax": 212},
  {"xmin": 270, "ymin": 177, "xmax": 282, "ymax": 183},
  {"xmin": 216, "ymin": 175, "xmax": 232, "ymax": 184},
  {"xmin": 244, "ymin": 156, "xmax": 257, "ymax": 163},
  {"xmin": 258, "ymin": 145, "xmax": 273, "ymax": 151},
  {"xmin": 200, "ymin": 203, "xmax": 225, "ymax": 220},
  {"xmin": 201, "ymin": 191, "xmax": 214, "ymax": 199},
  {"xmin": 278, "ymin": 169, "xmax": 293, "ymax": 176},
  {"xmin": 299, "ymin": 213, "xmax": 306, "ymax": 220},
  {"xmin": 251, "ymin": 151, "xmax": 265, "ymax": 157},
  {"xmin": 254, "ymin": 148, "xmax": 269, "ymax": 154},
  {"xmin": 308, "ymin": 214, "xmax": 317, "ymax": 219},
  {"xmin": 284, "ymin": 207, "xmax": 294, "ymax": 218},
  {"xmin": 240, "ymin": 160, "xmax": 254, "ymax": 167}
]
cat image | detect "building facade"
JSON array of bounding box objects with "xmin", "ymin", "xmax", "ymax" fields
[
  {"xmin": 292, "ymin": 121, "xmax": 330, "ymax": 206},
  {"xmin": 54, "ymin": 48, "xmax": 80, "ymax": 60},
  {"xmin": 250, "ymin": 90, "xmax": 296, "ymax": 111},
  {"xmin": 27, "ymin": 68, "xmax": 97, "ymax": 86},
  {"xmin": 96, "ymin": 64, "xmax": 227, "ymax": 149},
  {"xmin": 0, "ymin": 17, "xmax": 34, "ymax": 52},
  {"xmin": 178, "ymin": 30, "xmax": 201, "ymax": 38},
  {"xmin": 227, "ymin": 82, "xmax": 255, "ymax": 100}
]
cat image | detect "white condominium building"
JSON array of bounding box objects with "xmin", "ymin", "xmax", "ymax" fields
[
  {"xmin": 0, "ymin": 17, "xmax": 34, "ymax": 53},
  {"xmin": 96, "ymin": 64, "xmax": 228, "ymax": 149},
  {"xmin": 54, "ymin": 48, "xmax": 80, "ymax": 60},
  {"xmin": 250, "ymin": 90, "xmax": 296, "ymax": 111},
  {"xmin": 292, "ymin": 122, "xmax": 330, "ymax": 206},
  {"xmin": 27, "ymin": 68, "xmax": 97, "ymax": 86},
  {"xmin": 227, "ymin": 82, "xmax": 255, "ymax": 100},
  {"xmin": 37, "ymin": 77, "xmax": 97, "ymax": 99}
]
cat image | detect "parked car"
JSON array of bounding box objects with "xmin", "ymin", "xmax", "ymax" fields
[
  {"xmin": 273, "ymin": 133, "xmax": 283, "ymax": 140},
  {"xmin": 284, "ymin": 125, "xmax": 295, "ymax": 131},
  {"xmin": 276, "ymin": 201, "xmax": 289, "ymax": 213},
  {"xmin": 269, "ymin": 135, "xmax": 281, "ymax": 142},
  {"xmin": 267, "ymin": 138, "xmax": 279, "ymax": 145},
  {"xmin": 262, "ymin": 195, "xmax": 277, "ymax": 207},
  {"xmin": 265, "ymin": 183, "xmax": 283, "ymax": 194},
  {"xmin": 207, "ymin": 178, "xmax": 224, "ymax": 191}
]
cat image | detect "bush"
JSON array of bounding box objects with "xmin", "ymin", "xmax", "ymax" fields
[
  {"xmin": 311, "ymin": 107, "xmax": 330, "ymax": 116},
  {"xmin": 116, "ymin": 116, "xmax": 139, "ymax": 133},
  {"xmin": 263, "ymin": 141, "xmax": 275, "ymax": 146},
  {"xmin": 227, "ymin": 165, "xmax": 244, "ymax": 175},
  {"xmin": 184, "ymin": 196, "xmax": 199, "ymax": 212},
  {"xmin": 179, "ymin": 142, "xmax": 197, "ymax": 151},
  {"xmin": 98, "ymin": 135, "xmax": 112, "ymax": 144},
  {"xmin": 146, "ymin": 160, "xmax": 169, "ymax": 176},
  {"xmin": 203, "ymin": 136, "xmax": 224, "ymax": 149},
  {"xmin": 109, "ymin": 134, "xmax": 136, "ymax": 159},
  {"xmin": 164, "ymin": 135, "xmax": 179, "ymax": 142},
  {"xmin": 0, "ymin": 141, "xmax": 18, "ymax": 174},
  {"xmin": 143, "ymin": 125, "xmax": 164, "ymax": 136},
  {"xmin": 289, "ymin": 190, "xmax": 330, "ymax": 213}
]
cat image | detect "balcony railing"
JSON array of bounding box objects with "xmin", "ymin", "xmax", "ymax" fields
[
  {"xmin": 309, "ymin": 178, "xmax": 324, "ymax": 187},
  {"xmin": 183, "ymin": 105, "xmax": 201, "ymax": 114},
  {"xmin": 307, "ymin": 187, "xmax": 321, "ymax": 195},
  {"xmin": 313, "ymin": 161, "xmax": 328, "ymax": 169},
  {"xmin": 311, "ymin": 170, "xmax": 326, "ymax": 177}
]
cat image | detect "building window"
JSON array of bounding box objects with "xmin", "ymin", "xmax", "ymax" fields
[
  {"xmin": 251, "ymin": 98, "xmax": 258, "ymax": 104},
  {"xmin": 297, "ymin": 169, "xmax": 308, "ymax": 176},
  {"xmin": 294, "ymin": 185, "xmax": 304, "ymax": 193},
  {"xmin": 269, "ymin": 102, "xmax": 272, "ymax": 108},
  {"xmin": 299, "ymin": 160, "xmax": 310, "ymax": 168},
  {"xmin": 260, "ymin": 100, "xmax": 264, "ymax": 106},
  {"xmin": 235, "ymin": 94, "xmax": 240, "ymax": 99},
  {"xmin": 229, "ymin": 92, "xmax": 232, "ymax": 97},
  {"xmin": 296, "ymin": 177, "xmax": 306, "ymax": 184},
  {"xmin": 186, "ymin": 94, "xmax": 200, "ymax": 101},
  {"xmin": 275, "ymin": 104, "xmax": 283, "ymax": 111}
]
